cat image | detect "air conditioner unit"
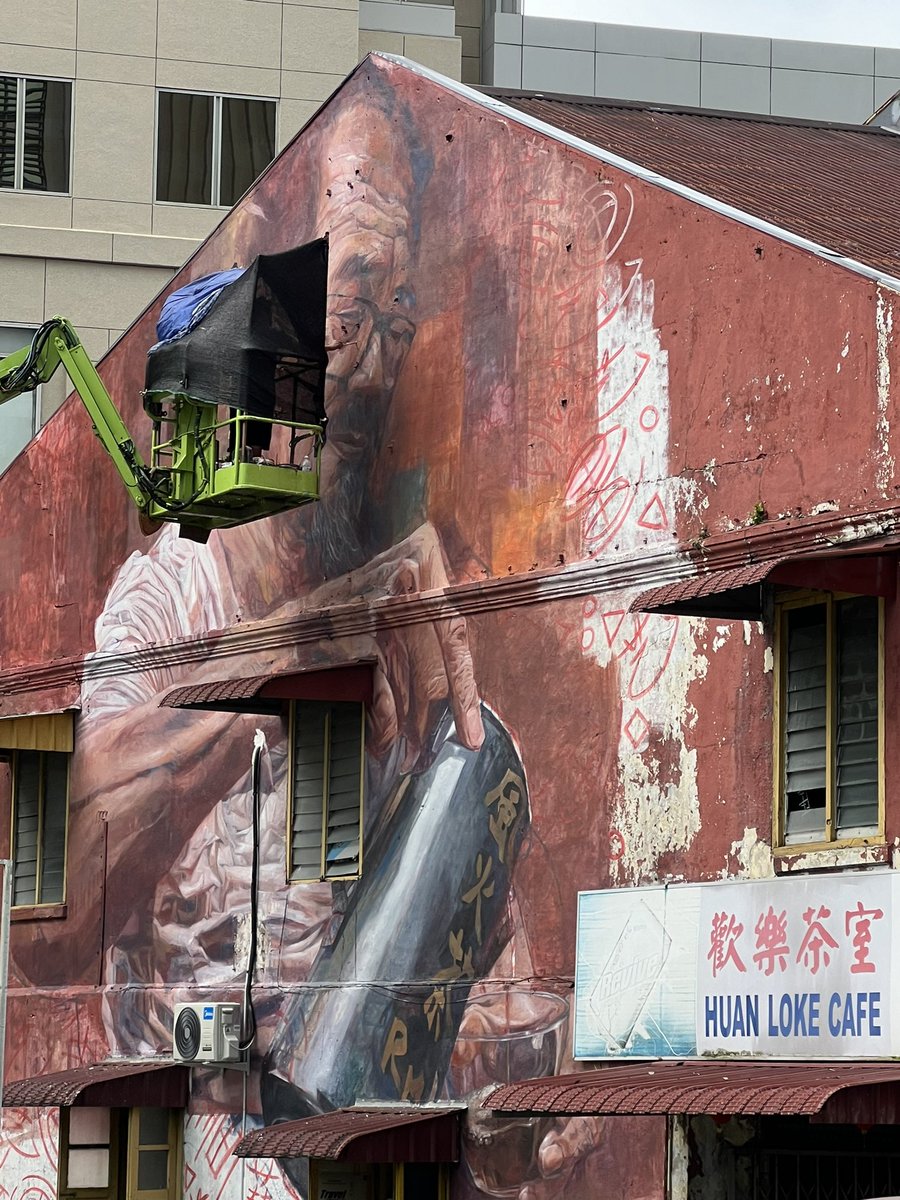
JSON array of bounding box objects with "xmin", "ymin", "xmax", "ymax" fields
[{"xmin": 172, "ymin": 1002, "xmax": 243, "ymax": 1064}]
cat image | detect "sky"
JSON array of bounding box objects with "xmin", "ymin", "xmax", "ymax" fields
[{"xmin": 524, "ymin": 0, "xmax": 900, "ymax": 49}]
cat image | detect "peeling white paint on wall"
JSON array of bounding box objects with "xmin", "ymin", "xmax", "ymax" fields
[
  {"xmin": 875, "ymin": 289, "xmax": 895, "ymax": 497},
  {"xmin": 576, "ymin": 249, "xmax": 707, "ymax": 882},
  {"xmin": 723, "ymin": 826, "xmax": 774, "ymax": 880}
]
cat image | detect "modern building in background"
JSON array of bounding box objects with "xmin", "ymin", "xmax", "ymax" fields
[
  {"xmin": 2, "ymin": 0, "xmax": 900, "ymax": 474},
  {"xmin": 483, "ymin": 14, "xmax": 900, "ymax": 122}
]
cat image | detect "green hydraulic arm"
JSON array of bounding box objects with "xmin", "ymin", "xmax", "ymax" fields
[{"xmin": 0, "ymin": 318, "xmax": 323, "ymax": 538}]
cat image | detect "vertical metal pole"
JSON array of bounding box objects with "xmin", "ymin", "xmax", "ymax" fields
[{"xmin": 0, "ymin": 858, "xmax": 13, "ymax": 1133}]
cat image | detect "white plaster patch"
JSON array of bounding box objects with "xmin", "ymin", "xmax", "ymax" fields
[
  {"xmin": 780, "ymin": 843, "xmax": 887, "ymax": 872},
  {"xmin": 763, "ymin": 646, "xmax": 774, "ymax": 674},
  {"xmin": 875, "ymin": 289, "xmax": 894, "ymax": 497},
  {"xmin": 723, "ymin": 826, "xmax": 774, "ymax": 880},
  {"xmin": 809, "ymin": 501, "xmax": 838, "ymax": 516},
  {"xmin": 235, "ymin": 911, "xmax": 270, "ymax": 972},
  {"xmin": 711, "ymin": 624, "xmax": 731, "ymax": 653}
]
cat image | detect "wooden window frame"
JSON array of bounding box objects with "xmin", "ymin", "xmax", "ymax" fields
[
  {"xmin": 126, "ymin": 1108, "xmax": 181, "ymax": 1200},
  {"xmin": 58, "ymin": 1107, "xmax": 120, "ymax": 1200},
  {"xmin": 773, "ymin": 590, "xmax": 885, "ymax": 853},
  {"xmin": 287, "ymin": 699, "xmax": 365, "ymax": 884},
  {"xmin": 9, "ymin": 746, "xmax": 69, "ymax": 908},
  {"xmin": 59, "ymin": 1108, "xmax": 180, "ymax": 1200}
]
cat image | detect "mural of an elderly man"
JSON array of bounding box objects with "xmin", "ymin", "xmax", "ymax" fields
[{"xmin": 11, "ymin": 61, "xmax": 644, "ymax": 1200}]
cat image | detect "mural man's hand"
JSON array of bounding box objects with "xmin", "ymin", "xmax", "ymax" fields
[
  {"xmin": 518, "ymin": 1118, "xmax": 606, "ymax": 1200},
  {"xmin": 328, "ymin": 522, "xmax": 485, "ymax": 769}
]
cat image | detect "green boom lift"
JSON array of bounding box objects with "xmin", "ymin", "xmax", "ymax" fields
[{"xmin": 0, "ymin": 242, "xmax": 329, "ymax": 540}]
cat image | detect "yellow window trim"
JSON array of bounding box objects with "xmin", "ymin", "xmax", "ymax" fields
[
  {"xmin": 126, "ymin": 1108, "xmax": 181, "ymax": 1200},
  {"xmin": 0, "ymin": 711, "xmax": 74, "ymax": 752},
  {"xmin": 773, "ymin": 591, "xmax": 884, "ymax": 851}
]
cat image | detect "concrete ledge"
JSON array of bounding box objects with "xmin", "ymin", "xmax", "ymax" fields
[
  {"xmin": 359, "ymin": 0, "xmax": 456, "ymax": 38},
  {"xmin": 0, "ymin": 225, "xmax": 113, "ymax": 263},
  {"xmin": 113, "ymin": 232, "xmax": 199, "ymax": 268},
  {"xmin": 0, "ymin": 224, "xmax": 198, "ymax": 268}
]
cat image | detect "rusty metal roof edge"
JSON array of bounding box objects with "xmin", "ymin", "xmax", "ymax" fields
[
  {"xmin": 232, "ymin": 1104, "xmax": 462, "ymax": 1159},
  {"xmin": 374, "ymin": 53, "xmax": 900, "ymax": 294},
  {"xmin": 485, "ymin": 1060, "xmax": 900, "ymax": 1117}
]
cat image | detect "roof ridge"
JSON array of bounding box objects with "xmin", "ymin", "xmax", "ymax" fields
[{"xmin": 481, "ymin": 86, "xmax": 900, "ymax": 137}]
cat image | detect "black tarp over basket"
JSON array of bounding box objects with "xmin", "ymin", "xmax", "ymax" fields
[{"xmin": 144, "ymin": 239, "xmax": 329, "ymax": 446}]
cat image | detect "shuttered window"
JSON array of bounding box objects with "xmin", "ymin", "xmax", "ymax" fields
[
  {"xmin": 778, "ymin": 594, "xmax": 881, "ymax": 847},
  {"xmin": 11, "ymin": 748, "xmax": 68, "ymax": 906},
  {"xmin": 289, "ymin": 701, "xmax": 364, "ymax": 882}
]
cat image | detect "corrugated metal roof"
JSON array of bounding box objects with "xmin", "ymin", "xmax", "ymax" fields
[
  {"xmin": 161, "ymin": 675, "xmax": 272, "ymax": 709},
  {"xmin": 490, "ymin": 91, "xmax": 900, "ymax": 277},
  {"xmin": 4, "ymin": 1060, "xmax": 189, "ymax": 1108},
  {"xmin": 233, "ymin": 1107, "xmax": 460, "ymax": 1162},
  {"xmin": 487, "ymin": 1061, "xmax": 900, "ymax": 1117},
  {"xmin": 631, "ymin": 560, "xmax": 777, "ymax": 616},
  {"xmin": 161, "ymin": 663, "xmax": 374, "ymax": 712}
]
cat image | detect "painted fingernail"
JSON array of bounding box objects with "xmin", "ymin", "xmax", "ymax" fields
[{"xmin": 541, "ymin": 1143, "xmax": 565, "ymax": 1175}]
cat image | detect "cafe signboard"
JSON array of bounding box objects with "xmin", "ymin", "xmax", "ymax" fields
[{"xmin": 575, "ymin": 871, "xmax": 898, "ymax": 1059}]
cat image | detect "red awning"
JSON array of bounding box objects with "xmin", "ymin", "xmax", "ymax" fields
[
  {"xmin": 4, "ymin": 1060, "xmax": 189, "ymax": 1107},
  {"xmin": 233, "ymin": 1107, "xmax": 461, "ymax": 1162},
  {"xmin": 160, "ymin": 663, "xmax": 374, "ymax": 713},
  {"xmin": 631, "ymin": 552, "xmax": 897, "ymax": 618},
  {"xmin": 486, "ymin": 1061, "xmax": 900, "ymax": 1120}
]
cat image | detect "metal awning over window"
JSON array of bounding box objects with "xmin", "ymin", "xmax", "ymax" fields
[
  {"xmin": 160, "ymin": 664, "xmax": 374, "ymax": 714},
  {"xmin": 486, "ymin": 1061, "xmax": 900, "ymax": 1122},
  {"xmin": 233, "ymin": 1107, "xmax": 461, "ymax": 1162},
  {"xmin": 3, "ymin": 1060, "xmax": 189, "ymax": 1108},
  {"xmin": 631, "ymin": 552, "xmax": 898, "ymax": 619}
]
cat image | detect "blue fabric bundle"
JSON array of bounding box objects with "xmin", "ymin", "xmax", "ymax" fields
[{"xmin": 156, "ymin": 267, "xmax": 246, "ymax": 344}]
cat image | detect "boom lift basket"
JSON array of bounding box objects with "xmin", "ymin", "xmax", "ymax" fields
[
  {"xmin": 0, "ymin": 239, "xmax": 330, "ymax": 538},
  {"xmin": 142, "ymin": 239, "xmax": 329, "ymax": 533}
]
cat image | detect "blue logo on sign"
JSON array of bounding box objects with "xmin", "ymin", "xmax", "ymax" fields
[{"xmin": 203, "ymin": 1007, "xmax": 214, "ymax": 1020}]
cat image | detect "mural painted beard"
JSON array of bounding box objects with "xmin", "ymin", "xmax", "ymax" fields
[{"xmin": 307, "ymin": 382, "xmax": 387, "ymax": 578}]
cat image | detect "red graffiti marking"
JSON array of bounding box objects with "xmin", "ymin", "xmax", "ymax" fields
[
  {"xmin": 639, "ymin": 405, "xmax": 660, "ymax": 432},
  {"xmin": 615, "ymin": 613, "xmax": 680, "ymax": 701},
  {"xmin": 596, "ymin": 349, "xmax": 651, "ymax": 423},
  {"xmin": 600, "ymin": 609, "xmax": 626, "ymax": 647},
  {"xmin": 583, "ymin": 596, "xmax": 598, "ymax": 618},
  {"xmin": 636, "ymin": 493, "xmax": 668, "ymax": 531},
  {"xmin": 581, "ymin": 627, "xmax": 595, "ymax": 651},
  {"xmin": 623, "ymin": 708, "xmax": 650, "ymax": 751},
  {"xmin": 609, "ymin": 829, "xmax": 626, "ymax": 860}
]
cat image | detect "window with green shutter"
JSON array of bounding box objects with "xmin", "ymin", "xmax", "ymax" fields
[
  {"xmin": 289, "ymin": 700, "xmax": 364, "ymax": 882},
  {"xmin": 776, "ymin": 593, "xmax": 881, "ymax": 848}
]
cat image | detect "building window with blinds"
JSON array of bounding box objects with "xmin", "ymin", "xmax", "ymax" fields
[
  {"xmin": 0, "ymin": 76, "xmax": 72, "ymax": 193},
  {"xmin": 156, "ymin": 90, "xmax": 276, "ymax": 207},
  {"xmin": 11, "ymin": 749, "xmax": 69, "ymax": 906},
  {"xmin": 289, "ymin": 700, "xmax": 364, "ymax": 882},
  {"xmin": 776, "ymin": 593, "xmax": 881, "ymax": 848}
]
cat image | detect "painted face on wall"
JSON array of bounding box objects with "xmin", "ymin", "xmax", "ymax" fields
[{"xmin": 309, "ymin": 102, "xmax": 420, "ymax": 575}]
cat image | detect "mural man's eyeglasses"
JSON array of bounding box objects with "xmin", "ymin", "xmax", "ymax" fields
[{"xmin": 327, "ymin": 293, "xmax": 417, "ymax": 387}]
